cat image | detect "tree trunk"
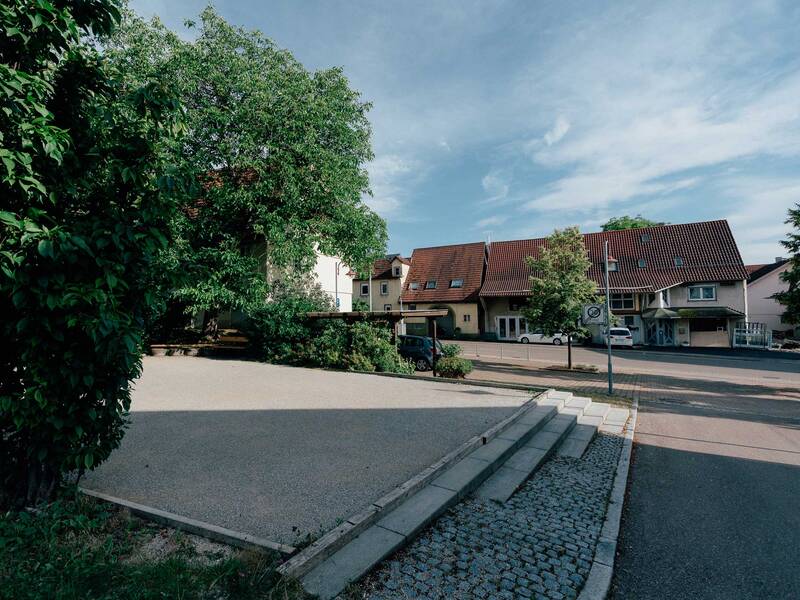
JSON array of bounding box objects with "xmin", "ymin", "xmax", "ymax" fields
[{"xmin": 567, "ymin": 334, "xmax": 573, "ymax": 370}]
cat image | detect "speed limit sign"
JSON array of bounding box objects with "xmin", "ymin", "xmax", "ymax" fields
[{"xmin": 582, "ymin": 304, "xmax": 605, "ymax": 324}]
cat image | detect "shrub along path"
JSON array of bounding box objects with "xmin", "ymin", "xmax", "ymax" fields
[{"xmin": 82, "ymin": 357, "xmax": 531, "ymax": 547}]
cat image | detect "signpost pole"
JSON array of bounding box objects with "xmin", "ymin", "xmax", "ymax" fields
[{"xmin": 604, "ymin": 240, "xmax": 613, "ymax": 395}]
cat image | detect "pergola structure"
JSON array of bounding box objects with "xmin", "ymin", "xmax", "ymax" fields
[{"xmin": 305, "ymin": 309, "xmax": 449, "ymax": 375}]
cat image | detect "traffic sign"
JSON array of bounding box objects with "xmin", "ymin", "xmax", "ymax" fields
[{"xmin": 582, "ymin": 303, "xmax": 605, "ymax": 324}]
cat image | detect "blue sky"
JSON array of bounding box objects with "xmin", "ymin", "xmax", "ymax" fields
[{"xmin": 130, "ymin": 0, "xmax": 800, "ymax": 264}]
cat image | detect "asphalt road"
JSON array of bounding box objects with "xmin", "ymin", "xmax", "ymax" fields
[{"xmin": 82, "ymin": 358, "xmax": 530, "ymax": 546}]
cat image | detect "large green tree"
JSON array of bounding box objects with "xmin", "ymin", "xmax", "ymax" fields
[
  {"xmin": 601, "ymin": 215, "xmax": 664, "ymax": 231},
  {"xmin": 0, "ymin": 1, "xmax": 184, "ymax": 506},
  {"xmin": 775, "ymin": 204, "xmax": 800, "ymax": 329},
  {"xmin": 522, "ymin": 227, "xmax": 596, "ymax": 369},
  {"xmin": 106, "ymin": 9, "xmax": 387, "ymax": 327}
]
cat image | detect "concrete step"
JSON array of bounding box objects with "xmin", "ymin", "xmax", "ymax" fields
[
  {"xmin": 583, "ymin": 401, "xmax": 611, "ymax": 419},
  {"xmin": 474, "ymin": 396, "xmax": 586, "ymax": 503},
  {"xmin": 557, "ymin": 415, "xmax": 599, "ymax": 458},
  {"xmin": 299, "ymin": 393, "xmax": 561, "ymax": 599}
]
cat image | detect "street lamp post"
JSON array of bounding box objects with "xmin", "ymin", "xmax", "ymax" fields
[{"xmin": 604, "ymin": 240, "xmax": 613, "ymax": 395}]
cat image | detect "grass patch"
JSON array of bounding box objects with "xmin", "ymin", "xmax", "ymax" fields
[
  {"xmin": 587, "ymin": 391, "xmax": 634, "ymax": 408},
  {"xmin": 0, "ymin": 491, "xmax": 307, "ymax": 600}
]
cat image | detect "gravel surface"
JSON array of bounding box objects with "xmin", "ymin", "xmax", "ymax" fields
[
  {"xmin": 351, "ymin": 433, "xmax": 624, "ymax": 600},
  {"xmin": 83, "ymin": 357, "xmax": 531, "ymax": 546}
]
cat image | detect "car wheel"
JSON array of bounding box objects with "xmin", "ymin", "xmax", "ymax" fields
[
  {"xmin": 520, "ymin": 337, "xmax": 529, "ymax": 344},
  {"xmin": 415, "ymin": 358, "xmax": 430, "ymax": 371},
  {"xmin": 553, "ymin": 338, "xmax": 563, "ymax": 345}
]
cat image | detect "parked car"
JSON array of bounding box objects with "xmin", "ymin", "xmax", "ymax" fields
[
  {"xmin": 398, "ymin": 335, "xmax": 444, "ymax": 371},
  {"xmin": 605, "ymin": 327, "xmax": 634, "ymax": 346},
  {"xmin": 518, "ymin": 331, "xmax": 570, "ymax": 345}
]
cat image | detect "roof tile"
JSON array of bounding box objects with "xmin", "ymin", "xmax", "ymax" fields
[{"xmin": 480, "ymin": 220, "xmax": 747, "ymax": 297}]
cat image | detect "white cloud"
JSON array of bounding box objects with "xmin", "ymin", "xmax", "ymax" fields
[
  {"xmin": 366, "ymin": 154, "xmax": 418, "ymax": 219},
  {"xmin": 721, "ymin": 177, "xmax": 798, "ymax": 263},
  {"xmin": 543, "ymin": 116, "xmax": 570, "ymax": 146},
  {"xmin": 481, "ymin": 168, "xmax": 511, "ymax": 203},
  {"xmin": 475, "ymin": 215, "xmax": 508, "ymax": 229}
]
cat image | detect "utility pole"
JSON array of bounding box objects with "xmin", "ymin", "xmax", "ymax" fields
[{"xmin": 603, "ymin": 240, "xmax": 613, "ymax": 395}]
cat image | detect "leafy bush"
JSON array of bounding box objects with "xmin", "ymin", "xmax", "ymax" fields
[
  {"xmin": 0, "ymin": 0, "xmax": 184, "ymax": 507},
  {"xmin": 352, "ymin": 298, "xmax": 370, "ymax": 311},
  {"xmin": 248, "ymin": 299, "xmax": 413, "ymax": 374},
  {"xmin": 441, "ymin": 343, "xmax": 463, "ymax": 358},
  {"xmin": 244, "ymin": 279, "xmax": 334, "ymax": 363},
  {"xmin": 436, "ymin": 357, "xmax": 473, "ymax": 379}
]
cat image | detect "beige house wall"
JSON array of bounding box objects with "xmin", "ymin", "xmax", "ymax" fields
[
  {"xmin": 747, "ymin": 265, "xmax": 793, "ymax": 333},
  {"xmin": 669, "ymin": 280, "xmax": 747, "ymax": 314},
  {"xmin": 404, "ymin": 302, "xmax": 480, "ymax": 335}
]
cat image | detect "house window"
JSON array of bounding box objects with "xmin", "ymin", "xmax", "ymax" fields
[
  {"xmin": 688, "ymin": 285, "xmax": 716, "ymax": 301},
  {"xmin": 360, "ymin": 283, "xmax": 369, "ymax": 296},
  {"xmin": 610, "ymin": 293, "xmax": 635, "ymax": 310},
  {"xmin": 607, "ymin": 260, "xmax": 619, "ymax": 272},
  {"xmin": 393, "ymin": 266, "xmax": 401, "ymax": 276},
  {"xmin": 409, "ymin": 282, "xmax": 419, "ymax": 290},
  {"xmin": 637, "ymin": 259, "xmax": 647, "ymax": 268},
  {"xmin": 641, "ymin": 233, "xmax": 651, "ymax": 242},
  {"xmin": 408, "ymin": 304, "xmax": 417, "ymax": 311},
  {"xmin": 674, "ymin": 256, "xmax": 684, "ymax": 267},
  {"xmin": 622, "ymin": 315, "xmax": 636, "ymax": 328},
  {"xmin": 383, "ymin": 304, "xmax": 392, "ymax": 311},
  {"xmin": 463, "ymin": 314, "xmax": 471, "ymax": 322},
  {"xmin": 450, "ymin": 279, "xmax": 463, "ymax": 288},
  {"xmin": 425, "ymin": 280, "xmax": 437, "ymax": 289},
  {"xmin": 380, "ymin": 281, "xmax": 389, "ymax": 295}
]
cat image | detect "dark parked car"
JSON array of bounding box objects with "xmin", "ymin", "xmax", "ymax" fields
[{"xmin": 397, "ymin": 335, "xmax": 444, "ymax": 371}]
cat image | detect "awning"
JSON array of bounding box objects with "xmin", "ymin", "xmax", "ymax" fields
[{"xmin": 642, "ymin": 307, "xmax": 745, "ymax": 320}]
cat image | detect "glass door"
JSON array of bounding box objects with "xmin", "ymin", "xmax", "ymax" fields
[{"xmin": 498, "ymin": 317, "xmax": 507, "ymax": 339}]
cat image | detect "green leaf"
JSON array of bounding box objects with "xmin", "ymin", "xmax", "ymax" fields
[{"xmin": 38, "ymin": 239, "xmax": 54, "ymax": 258}]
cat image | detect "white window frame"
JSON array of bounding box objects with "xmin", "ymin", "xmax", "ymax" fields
[
  {"xmin": 607, "ymin": 260, "xmax": 619, "ymax": 272},
  {"xmin": 383, "ymin": 303, "xmax": 392, "ymax": 311},
  {"xmin": 425, "ymin": 280, "xmax": 437, "ymax": 289},
  {"xmin": 688, "ymin": 284, "xmax": 716, "ymax": 301},
  {"xmin": 450, "ymin": 278, "xmax": 463, "ymax": 288},
  {"xmin": 409, "ymin": 282, "xmax": 419, "ymax": 290},
  {"xmin": 360, "ymin": 283, "xmax": 369, "ymax": 296},
  {"xmin": 463, "ymin": 314, "xmax": 471, "ymax": 322},
  {"xmin": 380, "ymin": 281, "xmax": 389, "ymax": 295}
]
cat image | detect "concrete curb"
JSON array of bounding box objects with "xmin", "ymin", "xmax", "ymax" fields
[
  {"xmin": 353, "ymin": 368, "xmax": 547, "ymax": 393},
  {"xmin": 577, "ymin": 380, "xmax": 640, "ymax": 600},
  {"xmin": 277, "ymin": 389, "xmax": 549, "ymax": 581},
  {"xmin": 80, "ymin": 487, "xmax": 297, "ymax": 556}
]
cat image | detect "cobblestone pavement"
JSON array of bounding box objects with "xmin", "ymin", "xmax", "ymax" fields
[{"xmin": 348, "ymin": 433, "xmax": 624, "ymax": 600}]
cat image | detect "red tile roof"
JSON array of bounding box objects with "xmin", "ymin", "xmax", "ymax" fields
[
  {"xmin": 480, "ymin": 220, "xmax": 747, "ymax": 297},
  {"xmin": 353, "ymin": 254, "xmax": 410, "ymax": 280},
  {"xmin": 401, "ymin": 242, "xmax": 486, "ymax": 303}
]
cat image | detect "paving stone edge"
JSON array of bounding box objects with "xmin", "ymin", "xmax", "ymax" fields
[
  {"xmin": 277, "ymin": 389, "xmax": 549, "ymax": 580},
  {"xmin": 577, "ymin": 381, "xmax": 640, "ymax": 600},
  {"xmin": 79, "ymin": 487, "xmax": 297, "ymax": 555}
]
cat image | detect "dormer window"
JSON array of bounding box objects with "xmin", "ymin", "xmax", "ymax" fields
[
  {"xmin": 393, "ymin": 266, "xmax": 401, "ymax": 276},
  {"xmin": 637, "ymin": 259, "xmax": 647, "ymax": 268},
  {"xmin": 607, "ymin": 260, "xmax": 619, "ymax": 272},
  {"xmin": 641, "ymin": 233, "xmax": 651, "ymax": 242},
  {"xmin": 674, "ymin": 256, "xmax": 684, "ymax": 267},
  {"xmin": 449, "ymin": 279, "xmax": 463, "ymax": 288},
  {"xmin": 425, "ymin": 280, "xmax": 437, "ymax": 289},
  {"xmin": 409, "ymin": 282, "xmax": 419, "ymax": 290}
]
